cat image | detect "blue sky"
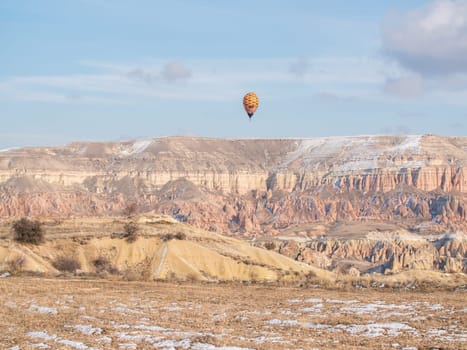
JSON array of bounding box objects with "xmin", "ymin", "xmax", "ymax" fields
[{"xmin": 1, "ymin": 0, "xmax": 466, "ymax": 149}]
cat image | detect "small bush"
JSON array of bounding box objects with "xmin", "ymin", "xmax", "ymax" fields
[
  {"xmin": 93, "ymin": 256, "xmax": 119, "ymax": 275},
  {"xmin": 12, "ymin": 218, "xmax": 44, "ymax": 245},
  {"xmin": 264, "ymin": 241, "xmax": 276, "ymax": 250},
  {"xmin": 174, "ymin": 232, "xmax": 186, "ymax": 240},
  {"xmin": 7, "ymin": 255, "xmax": 25, "ymax": 274},
  {"xmin": 93, "ymin": 256, "xmax": 109, "ymax": 270},
  {"xmin": 161, "ymin": 233, "xmax": 174, "ymax": 241},
  {"xmin": 124, "ymin": 222, "xmax": 139, "ymax": 243},
  {"xmin": 52, "ymin": 256, "xmax": 81, "ymax": 273},
  {"xmin": 161, "ymin": 232, "xmax": 186, "ymax": 241}
]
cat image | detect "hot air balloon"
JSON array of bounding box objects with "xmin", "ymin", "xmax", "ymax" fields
[{"xmin": 243, "ymin": 92, "xmax": 259, "ymax": 119}]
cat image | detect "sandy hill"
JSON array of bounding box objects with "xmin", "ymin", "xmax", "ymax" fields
[{"xmin": 0, "ymin": 215, "xmax": 329, "ymax": 282}]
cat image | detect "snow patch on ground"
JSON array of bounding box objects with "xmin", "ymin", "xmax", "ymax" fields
[
  {"xmin": 134, "ymin": 324, "xmax": 169, "ymax": 332},
  {"xmin": 268, "ymin": 319, "xmax": 417, "ymax": 338},
  {"xmin": 28, "ymin": 304, "xmax": 58, "ymax": 315},
  {"xmin": 266, "ymin": 319, "xmax": 299, "ymax": 327},
  {"xmin": 340, "ymin": 302, "xmax": 413, "ymax": 315},
  {"xmin": 117, "ymin": 332, "xmax": 163, "ymax": 343},
  {"xmin": 304, "ymin": 321, "xmax": 417, "ymax": 337},
  {"xmin": 56, "ymin": 339, "xmax": 93, "ymax": 349},
  {"xmin": 325, "ymin": 299, "xmax": 359, "ymax": 304},
  {"xmin": 305, "ymin": 298, "xmax": 324, "ymax": 303},
  {"xmin": 163, "ymin": 305, "xmax": 184, "ymax": 311},
  {"xmin": 111, "ymin": 306, "xmax": 143, "ymax": 315},
  {"xmin": 30, "ymin": 343, "xmax": 50, "ymax": 349},
  {"xmin": 426, "ymin": 328, "xmax": 467, "ymax": 342},
  {"xmin": 300, "ymin": 304, "xmax": 323, "ymax": 313},
  {"xmin": 27, "ymin": 331, "xmax": 57, "ymax": 341},
  {"xmin": 237, "ymin": 335, "xmax": 285, "ymax": 344},
  {"xmin": 28, "ymin": 331, "xmax": 97, "ymax": 350},
  {"xmin": 66, "ymin": 324, "xmax": 103, "ymax": 335},
  {"xmin": 336, "ymin": 322, "xmax": 415, "ymax": 337},
  {"xmin": 97, "ymin": 336, "xmax": 112, "ymax": 344},
  {"xmin": 191, "ymin": 344, "xmax": 254, "ymax": 350},
  {"xmin": 247, "ymin": 310, "xmax": 272, "ymax": 315},
  {"xmin": 152, "ymin": 339, "xmax": 192, "ymax": 349}
]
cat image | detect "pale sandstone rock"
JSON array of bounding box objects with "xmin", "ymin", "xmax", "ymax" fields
[{"xmin": 275, "ymin": 234, "xmax": 467, "ymax": 273}]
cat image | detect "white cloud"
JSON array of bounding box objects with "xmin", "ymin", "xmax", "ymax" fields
[
  {"xmin": 384, "ymin": 75, "xmax": 424, "ymax": 98},
  {"xmin": 127, "ymin": 69, "xmax": 158, "ymax": 84},
  {"xmin": 125, "ymin": 62, "xmax": 192, "ymax": 84},
  {"xmin": 0, "ymin": 57, "xmax": 389, "ymax": 105},
  {"xmin": 314, "ymin": 91, "xmax": 358, "ymax": 102},
  {"xmin": 288, "ymin": 58, "xmax": 310, "ymax": 77},
  {"xmin": 382, "ymin": 0, "xmax": 467, "ymax": 75},
  {"xmin": 161, "ymin": 62, "xmax": 192, "ymax": 82}
]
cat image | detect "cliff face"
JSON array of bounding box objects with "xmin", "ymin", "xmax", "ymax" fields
[
  {"xmin": 0, "ymin": 135, "xmax": 466, "ymax": 235},
  {"xmin": 271, "ymin": 232, "xmax": 467, "ymax": 274}
]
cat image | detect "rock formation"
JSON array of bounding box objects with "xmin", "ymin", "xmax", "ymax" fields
[
  {"xmin": 0, "ymin": 135, "xmax": 465, "ymax": 234},
  {"xmin": 1, "ymin": 134, "xmax": 466, "ymax": 274},
  {"xmin": 268, "ymin": 232, "xmax": 467, "ymax": 274}
]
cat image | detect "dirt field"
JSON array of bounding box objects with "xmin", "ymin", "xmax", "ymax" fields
[{"xmin": 0, "ymin": 277, "xmax": 465, "ymax": 350}]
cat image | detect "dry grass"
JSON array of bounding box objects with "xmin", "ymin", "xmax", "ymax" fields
[{"xmin": 0, "ymin": 276, "xmax": 465, "ymax": 349}]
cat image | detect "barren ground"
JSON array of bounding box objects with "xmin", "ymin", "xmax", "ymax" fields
[{"xmin": 0, "ymin": 277, "xmax": 465, "ymax": 350}]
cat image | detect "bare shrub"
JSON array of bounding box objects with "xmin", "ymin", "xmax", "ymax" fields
[
  {"xmin": 167, "ymin": 272, "xmax": 178, "ymax": 281},
  {"xmin": 174, "ymin": 232, "xmax": 186, "ymax": 240},
  {"xmin": 52, "ymin": 256, "xmax": 81, "ymax": 273},
  {"xmin": 295, "ymin": 271, "xmax": 320, "ymax": 287},
  {"xmin": 12, "ymin": 218, "xmax": 44, "ymax": 245},
  {"xmin": 185, "ymin": 273, "xmax": 198, "ymax": 282},
  {"xmin": 7, "ymin": 255, "xmax": 25, "ymax": 274},
  {"xmin": 93, "ymin": 256, "xmax": 119, "ymax": 275},
  {"xmin": 264, "ymin": 241, "xmax": 276, "ymax": 250},
  {"xmin": 161, "ymin": 232, "xmax": 186, "ymax": 241},
  {"xmin": 161, "ymin": 233, "xmax": 174, "ymax": 241},
  {"xmin": 124, "ymin": 222, "xmax": 139, "ymax": 243}
]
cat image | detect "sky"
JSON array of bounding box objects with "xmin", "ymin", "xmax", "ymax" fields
[{"xmin": 1, "ymin": 0, "xmax": 466, "ymax": 149}]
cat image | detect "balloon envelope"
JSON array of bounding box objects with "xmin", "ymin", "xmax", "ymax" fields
[{"xmin": 243, "ymin": 92, "xmax": 259, "ymax": 118}]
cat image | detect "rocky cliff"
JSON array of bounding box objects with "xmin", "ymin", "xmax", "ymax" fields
[
  {"xmin": 1, "ymin": 135, "xmax": 465, "ymax": 233},
  {"xmin": 266, "ymin": 231, "xmax": 467, "ymax": 274}
]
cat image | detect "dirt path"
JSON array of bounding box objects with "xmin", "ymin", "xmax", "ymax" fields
[{"xmin": 154, "ymin": 242, "xmax": 167, "ymax": 277}]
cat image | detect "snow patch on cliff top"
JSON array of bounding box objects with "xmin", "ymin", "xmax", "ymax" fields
[
  {"xmin": 119, "ymin": 140, "xmax": 153, "ymax": 156},
  {"xmin": 280, "ymin": 135, "xmax": 424, "ymax": 172},
  {"xmin": 0, "ymin": 148, "xmax": 16, "ymax": 153}
]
